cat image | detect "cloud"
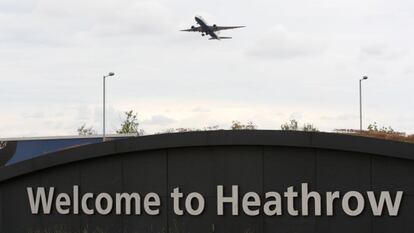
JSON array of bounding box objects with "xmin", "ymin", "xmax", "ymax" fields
[
  {"xmin": 320, "ymin": 114, "xmax": 359, "ymax": 121},
  {"xmin": 359, "ymin": 44, "xmax": 407, "ymax": 61},
  {"xmin": 247, "ymin": 26, "xmax": 326, "ymax": 60},
  {"xmin": 1, "ymin": 0, "xmax": 414, "ymax": 138},
  {"xmin": 192, "ymin": 107, "xmax": 211, "ymax": 113},
  {"xmin": 0, "ymin": 0, "xmax": 37, "ymax": 14},
  {"xmin": 87, "ymin": 1, "xmax": 173, "ymax": 37},
  {"xmin": 142, "ymin": 115, "xmax": 176, "ymax": 126},
  {"xmin": 0, "ymin": 0, "xmax": 173, "ymax": 48},
  {"xmin": 289, "ymin": 112, "xmax": 303, "ymax": 121}
]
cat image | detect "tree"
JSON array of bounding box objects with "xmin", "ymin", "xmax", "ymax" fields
[
  {"xmin": 367, "ymin": 122, "xmax": 394, "ymax": 133},
  {"xmin": 116, "ymin": 110, "xmax": 144, "ymax": 136},
  {"xmin": 334, "ymin": 121, "xmax": 414, "ymax": 143},
  {"xmin": 157, "ymin": 125, "xmax": 221, "ymax": 134},
  {"xmin": 281, "ymin": 119, "xmax": 318, "ymax": 131},
  {"xmin": 280, "ymin": 119, "xmax": 298, "ymax": 131},
  {"xmin": 230, "ymin": 121, "xmax": 257, "ymax": 130},
  {"xmin": 77, "ymin": 124, "xmax": 96, "ymax": 136},
  {"xmin": 303, "ymin": 123, "xmax": 318, "ymax": 132},
  {"xmin": 159, "ymin": 128, "xmax": 199, "ymax": 134},
  {"xmin": 204, "ymin": 125, "xmax": 221, "ymax": 131}
]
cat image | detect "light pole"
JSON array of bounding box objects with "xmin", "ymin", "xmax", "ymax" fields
[
  {"xmin": 359, "ymin": 76, "xmax": 368, "ymax": 131},
  {"xmin": 103, "ymin": 72, "xmax": 115, "ymax": 142}
]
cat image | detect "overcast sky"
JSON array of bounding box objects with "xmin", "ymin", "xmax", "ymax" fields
[{"xmin": 1, "ymin": 0, "xmax": 413, "ymax": 138}]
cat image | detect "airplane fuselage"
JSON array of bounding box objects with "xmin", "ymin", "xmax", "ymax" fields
[
  {"xmin": 181, "ymin": 16, "xmax": 244, "ymax": 40},
  {"xmin": 195, "ymin": 16, "xmax": 219, "ymax": 39}
]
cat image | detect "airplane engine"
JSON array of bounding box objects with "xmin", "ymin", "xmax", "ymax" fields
[
  {"xmin": 213, "ymin": 24, "xmax": 217, "ymax": 28},
  {"xmin": 191, "ymin": 25, "xmax": 195, "ymax": 29}
]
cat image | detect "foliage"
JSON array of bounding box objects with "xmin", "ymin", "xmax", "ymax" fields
[
  {"xmin": 159, "ymin": 128, "xmax": 200, "ymax": 133},
  {"xmin": 157, "ymin": 125, "xmax": 222, "ymax": 134},
  {"xmin": 280, "ymin": 119, "xmax": 298, "ymax": 131},
  {"xmin": 116, "ymin": 110, "xmax": 144, "ymax": 136},
  {"xmin": 230, "ymin": 121, "xmax": 257, "ymax": 130},
  {"xmin": 77, "ymin": 124, "xmax": 96, "ymax": 136},
  {"xmin": 281, "ymin": 119, "xmax": 318, "ymax": 132},
  {"xmin": 204, "ymin": 125, "xmax": 221, "ymax": 131},
  {"xmin": 335, "ymin": 122, "xmax": 413, "ymax": 143},
  {"xmin": 367, "ymin": 122, "xmax": 394, "ymax": 133},
  {"xmin": 302, "ymin": 123, "xmax": 318, "ymax": 132}
]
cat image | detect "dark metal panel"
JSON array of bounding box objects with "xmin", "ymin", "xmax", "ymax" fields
[
  {"xmin": 264, "ymin": 147, "xmax": 316, "ymax": 190},
  {"xmin": 265, "ymin": 216, "xmax": 316, "ymax": 233},
  {"xmin": 372, "ymin": 195, "xmax": 414, "ymax": 233},
  {"xmin": 206, "ymin": 130, "xmax": 312, "ymax": 147},
  {"xmin": 0, "ymin": 186, "xmax": 2, "ymax": 232},
  {"xmin": 311, "ymin": 133, "xmax": 414, "ymax": 161},
  {"xmin": 263, "ymin": 147, "xmax": 317, "ymax": 233},
  {"xmin": 122, "ymin": 150, "xmax": 168, "ymax": 233},
  {"xmin": 122, "ymin": 150, "xmax": 167, "ymax": 194},
  {"xmin": 315, "ymin": 150, "xmax": 372, "ymax": 233},
  {"xmin": 168, "ymin": 196, "xmax": 263, "ymax": 233},
  {"xmin": 39, "ymin": 163, "xmax": 81, "ymax": 232},
  {"xmin": 123, "ymin": 197, "xmax": 168, "ymax": 233},
  {"xmin": 0, "ymin": 131, "xmax": 413, "ymax": 184},
  {"xmin": 372, "ymin": 156, "xmax": 414, "ymax": 195},
  {"xmin": 2, "ymin": 175, "xmax": 42, "ymax": 233},
  {"xmin": 168, "ymin": 146, "xmax": 263, "ymax": 197},
  {"xmin": 0, "ymin": 131, "xmax": 412, "ymax": 233},
  {"xmin": 79, "ymin": 156, "xmax": 123, "ymax": 233},
  {"xmin": 316, "ymin": 150, "xmax": 371, "ymax": 192},
  {"xmin": 168, "ymin": 146, "xmax": 263, "ymax": 233}
]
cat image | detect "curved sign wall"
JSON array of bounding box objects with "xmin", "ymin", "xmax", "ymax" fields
[{"xmin": 0, "ymin": 131, "xmax": 413, "ymax": 233}]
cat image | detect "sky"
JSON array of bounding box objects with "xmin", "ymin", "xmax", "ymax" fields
[{"xmin": 1, "ymin": 0, "xmax": 413, "ymax": 138}]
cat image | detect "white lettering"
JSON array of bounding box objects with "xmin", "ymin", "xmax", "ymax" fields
[
  {"xmin": 217, "ymin": 185, "xmax": 238, "ymax": 215},
  {"xmin": 95, "ymin": 193, "xmax": 113, "ymax": 215},
  {"xmin": 367, "ymin": 191, "xmax": 403, "ymax": 216},
  {"xmin": 115, "ymin": 193, "xmax": 141, "ymax": 215},
  {"xmin": 242, "ymin": 192, "xmax": 261, "ymax": 216},
  {"xmin": 56, "ymin": 193, "xmax": 71, "ymax": 215},
  {"xmin": 81, "ymin": 193, "xmax": 94, "ymax": 215},
  {"xmin": 342, "ymin": 191, "xmax": 364, "ymax": 216},
  {"xmin": 171, "ymin": 188, "xmax": 184, "ymax": 215},
  {"xmin": 326, "ymin": 191, "xmax": 340, "ymax": 216},
  {"xmin": 144, "ymin": 193, "xmax": 160, "ymax": 215},
  {"xmin": 301, "ymin": 183, "xmax": 321, "ymax": 216},
  {"xmin": 284, "ymin": 186, "xmax": 298, "ymax": 216},
  {"xmin": 263, "ymin": 192, "xmax": 282, "ymax": 216},
  {"xmin": 73, "ymin": 185, "xmax": 79, "ymax": 214},
  {"xmin": 185, "ymin": 192, "xmax": 205, "ymax": 215},
  {"xmin": 27, "ymin": 187, "xmax": 54, "ymax": 214},
  {"xmin": 25, "ymin": 185, "xmax": 405, "ymax": 217}
]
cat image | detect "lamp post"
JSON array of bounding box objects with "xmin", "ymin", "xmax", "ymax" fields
[
  {"xmin": 103, "ymin": 72, "xmax": 115, "ymax": 142},
  {"xmin": 359, "ymin": 76, "xmax": 368, "ymax": 131}
]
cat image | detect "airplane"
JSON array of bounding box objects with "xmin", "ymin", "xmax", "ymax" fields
[{"xmin": 181, "ymin": 16, "xmax": 245, "ymax": 40}]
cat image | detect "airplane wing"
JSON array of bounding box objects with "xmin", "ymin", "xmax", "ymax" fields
[
  {"xmin": 211, "ymin": 26, "xmax": 245, "ymax": 32},
  {"xmin": 180, "ymin": 26, "xmax": 203, "ymax": 32}
]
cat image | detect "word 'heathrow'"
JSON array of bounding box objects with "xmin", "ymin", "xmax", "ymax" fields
[{"xmin": 27, "ymin": 183, "xmax": 403, "ymax": 217}]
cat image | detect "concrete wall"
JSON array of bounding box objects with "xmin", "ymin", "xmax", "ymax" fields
[{"xmin": 0, "ymin": 131, "xmax": 413, "ymax": 233}]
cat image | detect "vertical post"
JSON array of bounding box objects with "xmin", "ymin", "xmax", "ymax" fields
[
  {"xmin": 103, "ymin": 76, "xmax": 106, "ymax": 142},
  {"xmin": 359, "ymin": 79, "xmax": 362, "ymax": 131},
  {"xmin": 359, "ymin": 76, "xmax": 368, "ymax": 131}
]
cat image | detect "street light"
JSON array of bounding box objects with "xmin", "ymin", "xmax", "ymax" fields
[
  {"xmin": 359, "ymin": 76, "xmax": 368, "ymax": 131},
  {"xmin": 103, "ymin": 72, "xmax": 115, "ymax": 142}
]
